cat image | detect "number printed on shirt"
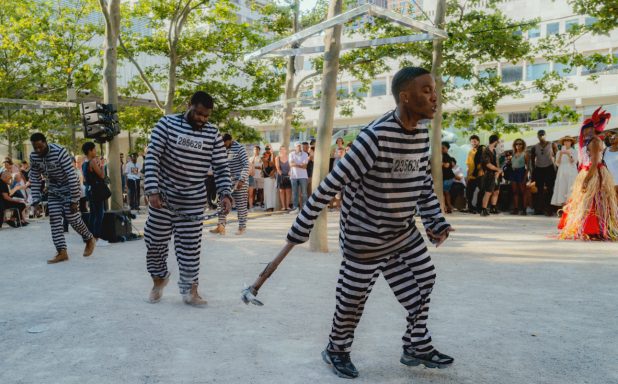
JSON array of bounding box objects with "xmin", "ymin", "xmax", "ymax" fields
[
  {"xmin": 176, "ymin": 134, "xmax": 204, "ymax": 150},
  {"xmin": 392, "ymin": 158, "xmax": 421, "ymax": 176}
]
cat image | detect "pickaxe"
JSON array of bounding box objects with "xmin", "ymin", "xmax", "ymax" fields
[{"xmin": 241, "ymin": 242, "xmax": 295, "ymax": 306}]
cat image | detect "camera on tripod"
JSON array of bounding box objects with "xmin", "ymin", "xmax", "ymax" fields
[{"xmin": 79, "ymin": 102, "xmax": 120, "ymax": 144}]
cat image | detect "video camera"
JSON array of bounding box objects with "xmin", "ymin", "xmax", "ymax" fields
[{"xmin": 79, "ymin": 102, "xmax": 120, "ymax": 144}]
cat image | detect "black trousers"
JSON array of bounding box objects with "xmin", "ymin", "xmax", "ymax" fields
[
  {"xmin": 127, "ymin": 179, "xmax": 141, "ymax": 210},
  {"xmin": 533, "ymin": 165, "xmax": 556, "ymax": 213},
  {"xmin": 466, "ymin": 178, "xmax": 479, "ymax": 211}
]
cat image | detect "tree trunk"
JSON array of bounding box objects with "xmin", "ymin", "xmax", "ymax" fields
[
  {"xmin": 430, "ymin": 0, "xmax": 447, "ymax": 211},
  {"xmin": 280, "ymin": 0, "xmax": 300, "ymax": 150},
  {"xmin": 100, "ymin": 0, "xmax": 123, "ymax": 210},
  {"xmin": 165, "ymin": 48, "xmax": 177, "ymax": 115},
  {"xmin": 309, "ymin": 0, "xmax": 343, "ymax": 253}
]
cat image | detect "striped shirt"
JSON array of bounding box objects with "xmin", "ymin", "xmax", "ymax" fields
[
  {"xmin": 227, "ymin": 141, "xmax": 249, "ymax": 183},
  {"xmin": 29, "ymin": 143, "xmax": 80, "ymax": 203},
  {"xmin": 144, "ymin": 114, "xmax": 232, "ymax": 198},
  {"xmin": 287, "ymin": 111, "xmax": 450, "ymax": 261}
]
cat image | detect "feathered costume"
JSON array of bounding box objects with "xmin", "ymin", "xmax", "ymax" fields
[{"xmin": 558, "ymin": 107, "xmax": 618, "ymax": 240}]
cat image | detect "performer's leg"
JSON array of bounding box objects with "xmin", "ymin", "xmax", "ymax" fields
[
  {"xmin": 384, "ymin": 232, "xmax": 436, "ymax": 354},
  {"xmin": 234, "ymin": 185, "xmax": 249, "ymax": 230},
  {"xmin": 172, "ymin": 216, "xmax": 204, "ymax": 294},
  {"xmin": 66, "ymin": 202, "xmax": 94, "ymax": 242},
  {"xmin": 48, "ymin": 197, "xmax": 67, "ymax": 251},
  {"xmin": 327, "ymin": 257, "xmax": 388, "ymax": 353},
  {"xmin": 145, "ymin": 206, "xmax": 173, "ymax": 278}
]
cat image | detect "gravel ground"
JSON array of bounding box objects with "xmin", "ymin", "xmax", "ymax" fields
[{"xmin": 0, "ymin": 211, "xmax": 617, "ymax": 384}]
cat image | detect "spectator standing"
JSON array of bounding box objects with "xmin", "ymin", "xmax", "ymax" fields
[
  {"xmin": 125, "ymin": 153, "xmax": 142, "ymax": 212},
  {"xmin": 289, "ymin": 142, "xmax": 309, "ymax": 213},
  {"xmin": 479, "ymin": 135, "xmax": 502, "ymax": 216},
  {"xmin": 82, "ymin": 142, "xmax": 108, "ymax": 246},
  {"xmin": 604, "ymin": 132, "xmax": 618, "ymax": 195},
  {"xmin": 333, "ymin": 137, "xmax": 345, "ymax": 159},
  {"xmin": 248, "ymin": 145, "xmax": 263, "ymax": 210},
  {"xmin": 551, "ymin": 136, "xmax": 578, "ymax": 208},
  {"xmin": 510, "ymin": 139, "xmax": 529, "ymax": 215},
  {"xmin": 530, "ymin": 129, "xmax": 558, "ymax": 216},
  {"xmin": 441, "ymin": 141, "xmax": 455, "ymax": 213},
  {"xmin": 275, "ymin": 146, "xmax": 292, "ymax": 210},
  {"xmin": 464, "ymin": 135, "xmax": 481, "ymax": 213},
  {"xmin": 451, "ymin": 159, "xmax": 466, "ymax": 209},
  {"xmin": 262, "ymin": 146, "xmax": 277, "ymax": 211},
  {"xmin": 120, "ymin": 152, "xmax": 126, "ymax": 196}
]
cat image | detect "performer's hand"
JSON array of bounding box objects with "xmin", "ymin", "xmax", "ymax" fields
[
  {"xmin": 148, "ymin": 193, "xmax": 162, "ymax": 209},
  {"xmin": 427, "ymin": 227, "xmax": 454, "ymax": 248},
  {"xmin": 70, "ymin": 202, "xmax": 79, "ymax": 214},
  {"xmin": 221, "ymin": 195, "xmax": 233, "ymax": 214}
]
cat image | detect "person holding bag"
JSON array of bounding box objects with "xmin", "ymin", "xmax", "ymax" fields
[{"xmin": 82, "ymin": 142, "xmax": 109, "ymax": 246}]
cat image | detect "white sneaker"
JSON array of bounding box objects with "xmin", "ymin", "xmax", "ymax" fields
[{"xmin": 97, "ymin": 239, "xmax": 109, "ymax": 246}]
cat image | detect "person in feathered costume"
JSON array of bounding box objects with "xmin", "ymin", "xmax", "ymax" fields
[{"xmin": 558, "ymin": 107, "xmax": 618, "ymax": 240}]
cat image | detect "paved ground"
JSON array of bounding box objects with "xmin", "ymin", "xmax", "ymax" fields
[{"xmin": 1, "ymin": 210, "xmax": 617, "ymax": 384}]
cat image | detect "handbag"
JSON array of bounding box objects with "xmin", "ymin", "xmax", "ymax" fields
[{"xmin": 91, "ymin": 180, "xmax": 112, "ymax": 202}]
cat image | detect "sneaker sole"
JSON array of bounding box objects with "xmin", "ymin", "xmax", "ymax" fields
[
  {"xmin": 400, "ymin": 354, "xmax": 452, "ymax": 369},
  {"xmin": 321, "ymin": 350, "xmax": 358, "ymax": 379}
]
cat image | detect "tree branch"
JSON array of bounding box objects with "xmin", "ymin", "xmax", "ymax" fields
[
  {"xmin": 118, "ymin": 36, "xmax": 165, "ymax": 111},
  {"xmin": 294, "ymin": 71, "xmax": 320, "ymax": 95},
  {"xmin": 98, "ymin": 0, "xmax": 111, "ymax": 28}
]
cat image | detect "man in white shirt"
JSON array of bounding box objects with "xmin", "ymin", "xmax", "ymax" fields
[
  {"xmin": 289, "ymin": 141, "xmax": 309, "ymax": 213},
  {"xmin": 124, "ymin": 153, "xmax": 142, "ymax": 211}
]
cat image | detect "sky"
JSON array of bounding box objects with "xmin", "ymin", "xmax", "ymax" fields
[{"xmin": 299, "ymin": 0, "xmax": 319, "ymax": 12}]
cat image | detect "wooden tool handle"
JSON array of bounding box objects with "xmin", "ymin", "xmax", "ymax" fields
[{"xmin": 252, "ymin": 242, "xmax": 295, "ymax": 292}]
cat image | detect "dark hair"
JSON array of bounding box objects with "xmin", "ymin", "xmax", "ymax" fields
[
  {"xmin": 489, "ymin": 134, "xmax": 500, "ymax": 145},
  {"xmin": 469, "ymin": 134, "xmax": 480, "ymax": 142},
  {"xmin": 301, "ymin": 142, "xmax": 308, "ymax": 145},
  {"xmin": 222, "ymin": 133, "xmax": 232, "ymax": 142},
  {"xmin": 254, "ymin": 145, "xmax": 261, "ymax": 151},
  {"xmin": 391, "ymin": 67, "xmax": 431, "ymax": 103},
  {"xmin": 30, "ymin": 132, "xmax": 46, "ymax": 143},
  {"xmin": 82, "ymin": 141, "xmax": 96, "ymax": 155},
  {"xmin": 190, "ymin": 91, "xmax": 214, "ymax": 109},
  {"xmin": 441, "ymin": 141, "xmax": 450, "ymax": 149},
  {"xmin": 335, "ymin": 137, "xmax": 344, "ymax": 144}
]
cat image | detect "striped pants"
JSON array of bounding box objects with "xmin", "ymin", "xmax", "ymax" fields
[
  {"xmin": 48, "ymin": 195, "xmax": 93, "ymax": 251},
  {"xmin": 217, "ymin": 184, "xmax": 248, "ymax": 229},
  {"xmin": 328, "ymin": 230, "xmax": 436, "ymax": 354},
  {"xmin": 144, "ymin": 193, "xmax": 207, "ymax": 294}
]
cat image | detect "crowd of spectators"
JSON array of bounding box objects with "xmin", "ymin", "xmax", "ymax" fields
[{"xmin": 442, "ymin": 129, "xmax": 618, "ymax": 217}]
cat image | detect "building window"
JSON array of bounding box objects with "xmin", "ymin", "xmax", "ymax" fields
[
  {"xmin": 300, "ymin": 89, "xmax": 314, "ymax": 106},
  {"xmin": 553, "ymin": 63, "xmax": 577, "ymax": 77},
  {"xmin": 351, "ymin": 82, "xmax": 368, "ymax": 97},
  {"xmin": 546, "ymin": 22, "xmax": 559, "ymax": 36},
  {"xmin": 528, "ymin": 27, "xmax": 540, "ymax": 39},
  {"xmin": 526, "ymin": 63, "xmax": 549, "ymax": 81},
  {"xmin": 454, "ymin": 77, "xmax": 470, "ymax": 88},
  {"xmin": 337, "ymin": 84, "xmax": 349, "ymax": 98},
  {"xmin": 265, "ymin": 130, "xmax": 280, "ymax": 143},
  {"xmin": 371, "ymin": 79, "xmax": 387, "ymax": 96},
  {"xmin": 565, "ymin": 19, "xmax": 579, "ymax": 32},
  {"xmin": 303, "ymin": 59, "xmax": 313, "ymax": 71},
  {"xmin": 501, "ymin": 65, "xmax": 523, "ymax": 83},
  {"xmin": 585, "ymin": 17, "xmax": 597, "ymax": 26}
]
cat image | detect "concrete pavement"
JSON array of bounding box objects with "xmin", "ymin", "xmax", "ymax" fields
[{"xmin": 0, "ymin": 211, "xmax": 617, "ymax": 384}]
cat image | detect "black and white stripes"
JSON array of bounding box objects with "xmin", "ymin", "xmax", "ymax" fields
[
  {"xmin": 143, "ymin": 114, "xmax": 232, "ymax": 294},
  {"xmin": 287, "ymin": 111, "xmax": 449, "ymax": 261}
]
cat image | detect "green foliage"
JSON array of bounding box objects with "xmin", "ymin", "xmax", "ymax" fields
[{"xmin": 120, "ymin": 0, "xmax": 286, "ymax": 143}]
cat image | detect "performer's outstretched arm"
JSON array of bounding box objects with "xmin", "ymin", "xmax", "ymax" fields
[
  {"xmin": 238, "ymin": 145, "xmax": 250, "ymax": 184},
  {"xmin": 287, "ymin": 130, "xmax": 380, "ymax": 244},
  {"xmin": 417, "ymin": 168, "xmax": 451, "ymax": 240},
  {"xmin": 144, "ymin": 118, "xmax": 169, "ymax": 195},
  {"xmin": 28, "ymin": 155, "xmax": 42, "ymax": 203},
  {"xmin": 211, "ymin": 133, "xmax": 232, "ymax": 198}
]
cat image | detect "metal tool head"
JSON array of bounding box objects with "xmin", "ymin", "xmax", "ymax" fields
[{"xmin": 241, "ymin": 285, "xmax": 263, "ymax": 306}]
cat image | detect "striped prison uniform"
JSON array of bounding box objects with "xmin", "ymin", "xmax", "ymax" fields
[
  {"xmin": 287, "ymin": 111, "xmax": 450, "ymax": 354},
  {"xmin": 217, "ymin": 141, "xmax": 249, "ymax": 229},
  {"xmin": 29, "ymin": 144, "xmax": 93, "ymax": 252},
  {"xmin": 144, "ymin": 114, "xmax": 232, "ymax": 294}
]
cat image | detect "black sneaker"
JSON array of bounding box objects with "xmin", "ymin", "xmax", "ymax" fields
[
  {"xmin": 480, "ymin": 208, "xmax": 490, "ymax": 216},
  {"xmin": 489, "ymin": 206, "xmax": 499, "ymax": 214},
  {"xmin": 400, "ymin": 349, "xmax": 454, "ymax": 369},
  {"xmin": 321, "ymin": 347, "xmax": 359, "ymax": 379}
]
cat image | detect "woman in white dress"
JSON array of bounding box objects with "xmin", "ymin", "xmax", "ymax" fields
[
  {"xmin": 261, "ymin": 146, "xmax": 277, "ymax": 211},
  {"xmin": 551, "ymin": 136, "xmax": 578, "ymax": 207},
  {"xmin": 248, "ymin": 146, "xmax": 263, "ymax": 210}
]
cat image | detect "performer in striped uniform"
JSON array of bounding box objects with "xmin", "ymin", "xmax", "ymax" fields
[
  {"xmin": 286, "ymin": 68, "xmax": 454, "ymax": 378},
  {"xmin": 29, "ymin": 133, "xmax": 96, "ymax": 264},
  {"xmin": 144, "ymin": 91, "xmax": 232, "ymax": 306},
  {"xmin": 211, "ymin": 134, "xmax": 249, "ymax": 235}
]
